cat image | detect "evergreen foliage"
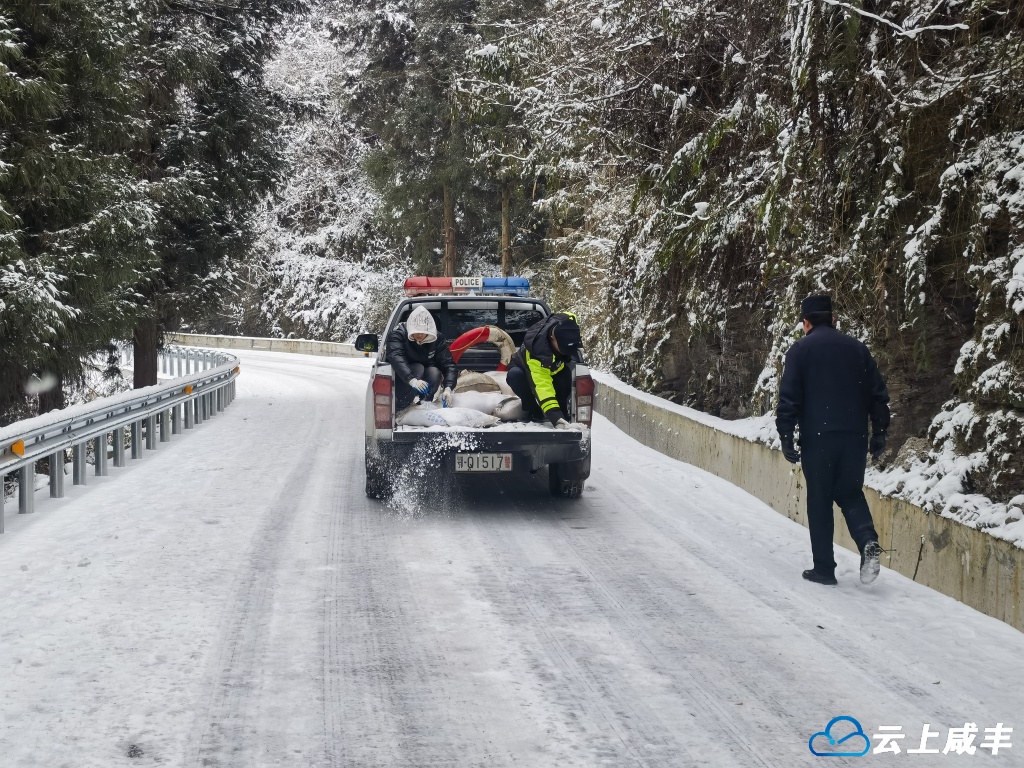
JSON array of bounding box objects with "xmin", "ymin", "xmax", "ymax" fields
[
  {"xmin": 0, "ymin": 1, "xmax": 157, "ymax": 414},
  {"xmin": 253, "ymin": 0, "xmax": 1024, "ymax": 505},
  {"xmin": 350, "ymin": 0, "xmax": 499, "ymax": 274},
  {"xmin": 0, "ymin": 0, "xmax": 302, "ymax": 413}
]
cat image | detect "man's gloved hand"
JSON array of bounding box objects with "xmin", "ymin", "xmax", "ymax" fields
[
  {"xmin": 870, "ymin": 431, "xmax": 887, "ymax": 461},
  {"xmin": 440, "ymin": 387, "xmax": 454, "ymax": 407},
  {"xmin": 780, "ymin": 433, "xmax": 801, "ymax": 464},
  {"xmin": 408, "ymin": 378, "xmax": 429, "ymax": 394},
  {"xmin": 554, "ymin": 418, "xmax": 572, "ymax": 430}
]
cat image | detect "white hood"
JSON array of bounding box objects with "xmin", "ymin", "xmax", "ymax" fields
[{"xmin": 406, "ymin": 305, "xmax": 438, "ymax": 344}]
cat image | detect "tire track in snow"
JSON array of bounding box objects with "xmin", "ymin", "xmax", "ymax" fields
[
  {"xmin": 186, "ymin": 374, "xmax": 329, "ymax": 767},
  {"xmin": 323, "ymin": 481, "xmax": 469, "ymax": 766},
  {"xmin": 467, "ymin": 492, "xmax": 771, "ymax": 768},
  {"xmin": 591, "ymin": 466, "xmax": 975, "ymax": 728}
]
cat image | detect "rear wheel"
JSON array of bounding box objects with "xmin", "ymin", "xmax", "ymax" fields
[
  {"xmin": 362, "ymin": 454, "xmax": 389, "ymax": 501},
  {"xmin": 548, "ymin": 462, "xmax": 585, "ymax": 499}
]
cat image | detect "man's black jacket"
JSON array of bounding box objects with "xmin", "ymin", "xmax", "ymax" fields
[
  {"xmin": 385, "ymin": 323, "xmax": 458, "ymax": 388},
  {"xmin": 509, "ymin": 313, "xmax": 576, "ymax": 424},
  {"xmin": 776, "ymin": 324, "xmax": 890, "ymax": 439}
]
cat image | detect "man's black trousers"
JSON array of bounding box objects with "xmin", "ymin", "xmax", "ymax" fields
[
  {"xmin": 395, "ymin": 363, "xmax": 443, "ymax": 410},
  {"xmin": 506, "ymin": 365, "xmax": 571, "ymax": 421},
  {"xmin": 801, "ymin": 431, "xmax": 878, "ymax": 574}
]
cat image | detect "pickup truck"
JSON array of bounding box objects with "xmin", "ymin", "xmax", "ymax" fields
[{"xmin": 357, "ymin": 292, "xmax": 594, "ymax": 500}]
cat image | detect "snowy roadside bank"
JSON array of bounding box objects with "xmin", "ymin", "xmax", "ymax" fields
[{"xmin": 593, "ymin": 370, "xmax": 1024, "ymax": 633}]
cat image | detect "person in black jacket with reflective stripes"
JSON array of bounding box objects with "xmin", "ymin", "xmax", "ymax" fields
[
  {"xmin": 507, "ymin": 312, "xmax": 583, "ymax": 428},
  {"xmin": 776, "ymin": 295, "xmax": 890, "ymax": 586}
]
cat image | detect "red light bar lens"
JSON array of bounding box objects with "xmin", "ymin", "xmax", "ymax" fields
[{"xmin": 404, "ymin": 277, "xmax": 453, "ymax": 296}]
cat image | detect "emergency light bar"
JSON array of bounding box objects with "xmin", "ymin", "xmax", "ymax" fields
[{"xmin": 403, "ymin": 276, "xmax": 530, "ymax": 297}]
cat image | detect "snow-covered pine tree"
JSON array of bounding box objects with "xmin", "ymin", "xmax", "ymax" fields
[
  {"xmin": 353, "ymin": 0, "xmax": 491, "ymax": 276},
  {"xmin": 458, "ymin": 0, "xmax": 547, "ymax": 276},
  {"xmin": 0, "ymin": 1, "xmax": 157, "ymax": 418},
  {"xmin": 129, "ymin": 0, "xmax": 305, "ymax": 385}
]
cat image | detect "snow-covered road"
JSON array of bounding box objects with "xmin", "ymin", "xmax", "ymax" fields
[{"xmin": 0, "ymin": 350, "xmax": 1021, "ymax": 767}]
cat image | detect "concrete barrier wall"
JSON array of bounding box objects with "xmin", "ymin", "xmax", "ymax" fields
[
  {"xmin": 596, "ymin": 380, "xmax": 1024, "ymax": 633},
  {"xmin": 166, "ymin": 333, "xmax": 365, "ymax": 358}
]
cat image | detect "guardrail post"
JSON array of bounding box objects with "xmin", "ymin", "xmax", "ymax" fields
[
  {"xmin": 18, "ymin": 465, "xmax": 34, "ymax": 514},
  {"xmin": 73, "ymin": 443, "xmax": 87, "ymax": 485},
  {"xmin": 146, "ymin": 415, "xmax": 157, "ymax": 450},
  {"xmin": 113, "ymin": 427, "xmax": 126, "ymax": 467},
  {"xmin": 176, "ymin": 350, "xmax": 183, "ymax": 378},
  {"xmin": 216, "ymin": 387, "xmax": 224, "ymax": 413},
  {"xmin": 49, "ymin": 452, "xmax": 64, "ymax": 498},
  {"xmin": 94, "ymin": 434, "xmax": 108, "ymax": 476},
  {"xmin": 195, "ymin": 396, "xmax": 204, "ymax": 425},
  {"xmin": 185, "ymin": 398, "xmax": 195, "ymax": 429},
  {"xmin": 131, "ymin": 421, "xmax": 142, "ymax": 459},
  {"xmin": 171, "ymin": 404, "xmax": 181, "ymax": 435},
  {"xmin": 160, "ymin": 410, "xmax": 171, "ymax": 442}
]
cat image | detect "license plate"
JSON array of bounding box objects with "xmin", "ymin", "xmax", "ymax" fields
[{"xmin": 455, "ymin": 453, "xmax": 512, "ymax": 472}]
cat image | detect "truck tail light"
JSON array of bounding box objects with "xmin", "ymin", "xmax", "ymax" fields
[
  {"xmin": 575, "ymin": 374, "xmax": 594, "ymax": 426},
  {"xmin": 372, "ymin": 374, "xmax": 393, "ymax": 429}
]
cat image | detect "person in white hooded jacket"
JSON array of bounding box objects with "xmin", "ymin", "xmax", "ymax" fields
[{"xmin": 384, "ymin": 305, "xmax": 458, "ymax": 410}]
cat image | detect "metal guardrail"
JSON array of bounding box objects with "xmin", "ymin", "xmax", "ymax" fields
[{"xmin": 0, "ymin": 345, "xmax": 240, "ymax": 532}]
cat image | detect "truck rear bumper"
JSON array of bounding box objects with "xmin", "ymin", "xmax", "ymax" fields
[{"xmin": 369, "ymin": 429, "xmax": 589, "ymax": 472}]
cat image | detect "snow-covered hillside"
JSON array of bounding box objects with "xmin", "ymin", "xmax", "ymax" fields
[{"xmin": 223, "ymin": 0, "xmax": 1024, "ymax": 518}]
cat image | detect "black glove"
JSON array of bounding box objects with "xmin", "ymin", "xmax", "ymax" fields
[
  {"xmin": 870, "ymin": 431, "xmax": 887, "ymax": 461},
  {"xmin": 780, "ymin": 433, "xmax": 801, "ymax": 464}
]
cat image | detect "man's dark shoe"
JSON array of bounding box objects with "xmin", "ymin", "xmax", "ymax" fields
[
  {"xmin": 860, "ymin": 540, "xmax": 882, "ymax": 584},
  {"xmin": 802, "ymin": 569, "xmax": 838, "ymax": 586}
]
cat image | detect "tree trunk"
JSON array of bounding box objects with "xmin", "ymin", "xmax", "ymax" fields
[
  {"xmin": 501, "ymin": 183, "xmax": 512, "ymax": 277},
  {"xmin": 37, "ymin": 375, "xmax": 65, "ymax": 479},
  {"xmin": 443, "ymin": 183, "xmax": 457, "ymax": 277},
  {"xmin": 37, "ymin": 375, "xmax": 65, "ymax": 414},
  {"xmin": 133, "ymin": 317, "xmax": 159, "ymax": 388}
]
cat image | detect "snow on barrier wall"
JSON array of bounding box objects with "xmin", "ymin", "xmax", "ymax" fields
[
  {"xmin": 593, "ymin": 372, "xmax": 1024, "ymax": 634},
  {"xmin": 166, "ymin": 333, "xmax": 363, "ymax": 358}
]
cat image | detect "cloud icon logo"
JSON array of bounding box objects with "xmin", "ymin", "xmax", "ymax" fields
[{"xmin": 809, "ymin": 716, "xmax": 871, "ymax": 757}]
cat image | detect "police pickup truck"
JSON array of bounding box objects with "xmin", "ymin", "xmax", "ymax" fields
[{"xmin": 356, "ymin": 277, "xmax": 594, "ymax": 500}]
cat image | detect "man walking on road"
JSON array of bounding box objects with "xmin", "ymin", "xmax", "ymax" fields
[{"xmin": 776, "ymin": 295, "xmax": 890, "ymax": 586}]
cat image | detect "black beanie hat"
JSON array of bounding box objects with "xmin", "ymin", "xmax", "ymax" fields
[
  {"xmin": 800, "ymin": 294, "xmax": 832, "ymax": 319},
  {"xmin": 551, "ymin": 314, "xmax": 582, "ymax": 353}
]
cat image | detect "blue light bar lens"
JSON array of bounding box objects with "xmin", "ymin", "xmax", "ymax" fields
[{"xmin": 482, "ymin": 277, "xmax": 530, "ymax": 296}]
